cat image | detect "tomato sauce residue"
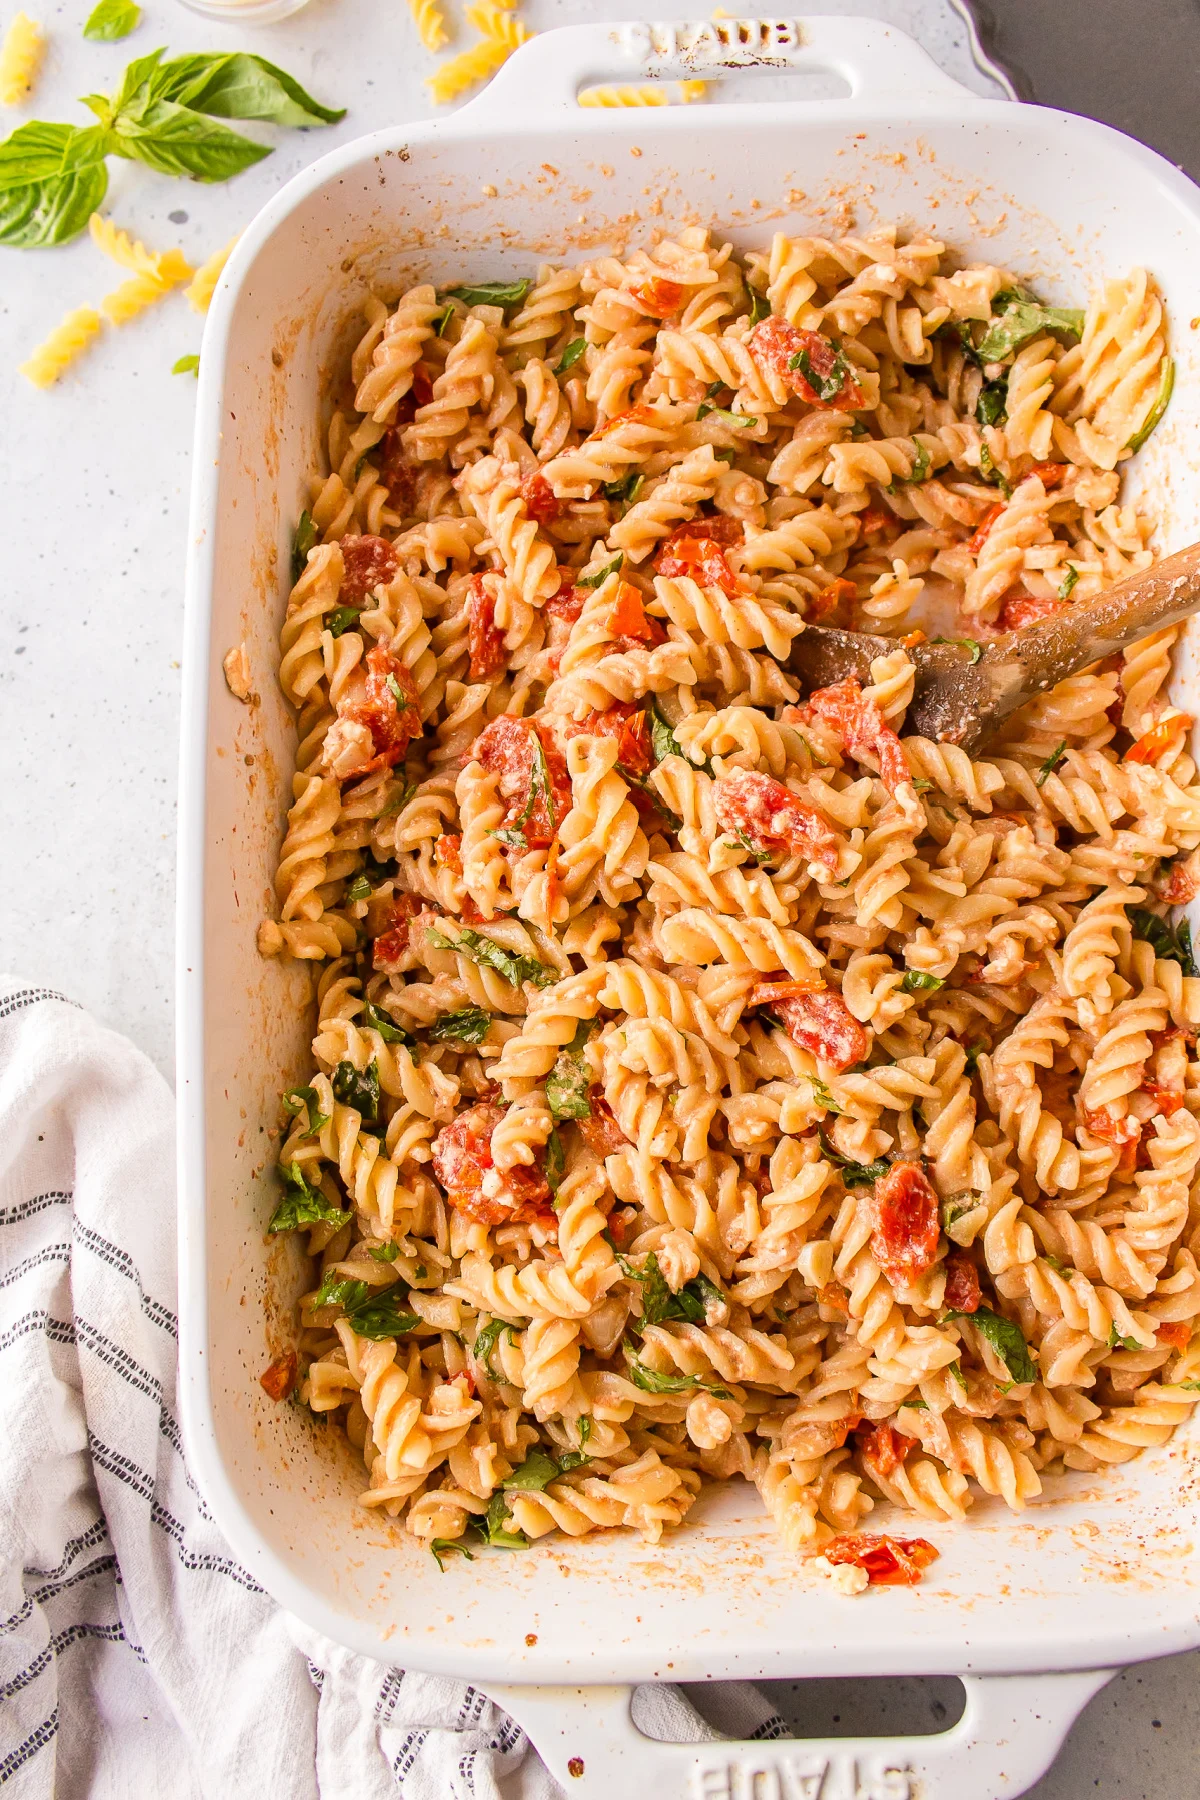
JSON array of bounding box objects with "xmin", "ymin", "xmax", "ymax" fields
[
  {"xmin": 809, "ymin": 577, "xmax": 857, "ymax": 621},
  {"xmin": 822, "ymin": 1533, "xmax": 939, "ymax": 1586},
  {"xmin": 340, "ymin": 534, "xmax": 400, "ymax": 603},
  {"xmin": 1141, "ymin": 1079, "xmax": 1185, "ymax": 1119},
  {"xmin": 1081, "ymin": 1106, "xmax": 1142, "ymax": 1147},
  {"xmin": 608, "ymin": 581, "xmax": 668, "ymax": 649},
  {"xmin": 431, "ymin": 1103, "xmax": 551, "ymax": 1225},
  {"xmin": 943, "ymin": 1251, "xmax": 981, "ymax": 1314},
  {"xmin": 1027, "ymin": 461, "xmax": 1067, "ymax": 490},
  {"xmin": 855, "ymin": 1420, "xmax": 910, "ymax": 1480},
  {"xmin": 655, "ymin": 527, "xmax": 741, "ymax": 596},
  {"xmin": 817, "ymin": 1281, "xmax": 851, "ymax": 1316},
  {"xmin": 748, "ymin": 979, "xmax": 867, "ymax": 1072},
  {"xmin": 999, "ymin": 590, "xmax": 1067, "ymax": 632},
  {"xmin": 714, "ymin": 768, "xmax": 842, "ymax": 874},
  {"xmin": 1127, "ymin": 716, "xmax": 1193, "ymax": 764},
  {"xmin": 797, "ymin": 677, "xmax": 911, "ymax": 795},
  {"xmin": 629, "ymin": 276, "xmax": 684, "ymax": 317},
  {"xmin": 589, "ymin": 404, "xmax": 656, "ymax": 440},
  {"xmin": 577, "ymin": 1089, "xmax": 628, "ymax": 1157},
  {"xmin": 748, "ymin": 317, "xmax": 864, "ymax": 410},
  {"xmin": 521, "ymin": 470, "xmax": 564, "ymax": 525},
  {"xmin": 377, "ymin": 426, "xmax": 416, "ymax": 510},
  {"xmin": 467, "ymin": 573, "xmax": 506, "ymax": 682},
  {"xmin": 570, "ymin": 702, "xmax": 652, "ymax": 777},
  {"xmin": 868, "ymin": 1162, "xmax": 941, "ymax": 1287},
  {"xmin": 671, "ymin": 514, "xmax": 743, "ymax": 547},
  {"xmin": 372, "ymin": 894, "xmax": 424, "ymax": 971},
  {"xmin": 1157, "ymin": 1321, "xmax": 1192, "ymax": 1350},
  {"xmin": 260, "ymin": 1350, "xmax": 298, "ymax": 1402},
  {"xmin": 474, "ymin": 714, "xmax": 573, "ymax": 849}
]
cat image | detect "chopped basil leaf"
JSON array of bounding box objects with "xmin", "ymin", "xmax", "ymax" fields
[
  {"xmin": 433, "ymin": 303, "xmax": 455, "ymax": 336},
  {"xmin": 696, "ymin": 400, "xmax": 757, "ymax": 427},
  {"xmin": 934, "ymin": 318, "xmax": 983, "ymax": 368},
  {"xmin": 788, "ymin": 342, "xmax": 853, "ymax": 403},
  {"xmin": 282, "ymin": 1085, "xmax": 328, "ymax": 1136},
  {"xmin": 729, "ymin": 825, "xmax": 772, "ymax": 867},
  {"xmin": 555, "ymin": 336, "xmax": 587, "ymax": 374},
  {"xmin": 331, "ymin": 1058, "xmax": 381, "ymax": 1124},
  {"xmin": 385, "ymin": 673, "xmax": 410, "ymax": 711},
  {"xmin": 947, "ymin": 1305, "xmax": 1036, "ymax": 1385},
  {"xmin": 901, "ymin": 970, "xmax": 944, "ymax": 994},
  {"xmin": 949, "ymin": 1359, "xmax": 967, "ymax": 1391},
  {"xmin": 473, "ymin": 1316, "xmax": 518, "ymax": 1374},
  {"xmin": 904, "ymin": 440, "xmax": 932, "ymax": 483},
  {"xmin": 1126, "ymin": 357, "xmax": 1174, "ymax": 453},
  {"xmin": 546, "ymin": 1020, "xmax": 593, "ymax": 1121},
  {"xmin": 291, "ymin": 510, "xmax": 317, "ymax": 580},
  {"xmin": 326, "ymin": 605, "xmax": 360, "ymax": 638},
  {"xmin": 578, "ymin": 1415, "xmax": 592, "ymax": 1449},
  {"xmin": 345, "ymin": 875, "xmax": 371, "ymax": 901},
  {"xmin": 577, "ymin": 553, "xmax": 624, "ymax": 589},
  {"xmin": 172, "ymin": 352, "xmax": 200, "ymax": 376},
  {"xmin": 650, "ymin": 695, "xmax": 685, "ymax": 764},
  {"xmin": 267, "ymin": 1163, "xmax": 347, "ymax": 1234},
  {"xmin": 714, "ymin": 447, "xmax": 736, "ymax": 464},
  {"xmin": 623, "ymin": 1341, "xmax": 732, "ymax": 1398},
  {"xmin": 976, "ymin": 298, "xmax": 1085, "ymax": 363},
  {"xmin": 899, "ymin": 1395, "xmax": 929, "ymax": 1411},
  {"xmin": 964, "ymin": 1043, "xmax": 985, "ymax": 1071},
  {"xmin": 363, "ymin": 1001, "xmax": 418, "ymax": 1052},
  {"xmin": 977, "ymin": 442, "xmax": 1012, "ymax": 499},
  {"xmin": 473, "ymin": 1491, "xmax": 528, "ymax": 1549},
  {"xmin": 545, "ymin": 1126, "xmax": 565, "ymax": 1200},
  {"xmin": 930, "ymin": 636, "xmax": 983, "ymax": 665},
  {"xmin": 1178, "ymin": 1381, "xmax": 1200, "ymax": 1393},
  {"xmin": 83, "ymin": 0, "xmax": 142, "ymax": 41},
  {"xmin": 603, "ymin": 472, "xmax": 644, "ymax": 505},
  {"xmin": 941, "ymin": 1194, "xmax": 979, "ymax": 1230},
  {"xmin": 380, "ymin": 778, "xmax": 418, "ymax": 818},
  {"xmin": 1035, "ymin": 741, "xmax": 1067, "ymax": 787},
  {"xmin": 1057, "ymin": 565, "xmax": 1079, "ymax": 602},
  {"xmin": 311, "ymin": 1272, "xmax": 369, "ymax": 1312},
  {"xmin": 557, "ymin": 1449, "xmax": 589, "ymax": 1472},
  {"xmin": 1129, "ymin": 908, "xmax": 1199, "ymax": 977},
  {"xmin": 808, "ymin": 1075, "xmax": 843, "ymax": 1116},
  {"xmin": 426, "ymin": 927, "xmax": 554, "ymax": 989},
  {"xmin": 413, "ymin": 1263, "xmax": 427, "ymax": 1279},
  {"xmin": 912, "ymin": 778, "xmax": 935, "ymax": 793},
  {"xmin": 502, "ymin": 1449, "xmax": 561, "ymax": 1492},
  {"xmin": 975, "ymin": 379, "xmax": 1007, "ymax": 427},
  {"xmin": 748, "ymin": 288, "xmax": 771, "ymax": 324},
  {"xmin": 431, "ymin": 1537, "xmax": 474, "ymax": 1569},
  {"xmin": 490, "ymin": 827, "xmax": 528, "ymax": 850},
  {"xmin": 369, "ymin": 1240, "xmax": 401, "ymax": 1262},
  {"xmin": 1042, "ymin": 1252, "xmax": 1069, "ymax": 1274},
  {"xmin": 428, "ymin": 1005, "xmax": 493, "ymax": 1045},
  {"xmin": 817, "ymin": 1131, "xmax": 890, "ymax": 1186},
  {"xmin": 442, "ymin": 278, "xmax": 532, "ymax": 311},
  {"xmin": 1106, "ymin": 1323, "xmax": 1143, "ymax": 1352},
  {"xmin": 342, "ymin": 1285, "xmax": 421, "ymax": 1340}
]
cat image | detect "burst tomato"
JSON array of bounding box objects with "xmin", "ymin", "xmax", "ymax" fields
[
  {"xmin": 629, "ymin": 276, "xmax": 685, "ymax": 317},
  {"xmin": 372, "ymin": 894, "xmax": 424, "ymax": 971},
  {"xmin": 868, "ymin": 1162, "xmax": 941, "ymax": 1287},
  {"xmin": 260, "ymin": 1351, "xmax": 298, "ymax": 1402},
  {"xmin": 747, "ymin": 980, "xmax": 868, "ymax": 1072},
  {"xmin": 1157, "ymin": 1321, "xmax": 1192, "ymax": 1350},
  {"xmin": 1127, "ymin": 716, "xmax": 1193, "ymax": 764},
  {"xmin": 340, "ymin": 534, "xmax": 400, "ymax": 603},
  {"xmin": 467, "ymin": 573, "xmax": 506, "ymax": 682},
  {"xmin": 431, "ymin": 1102, "xmax": 551, "ymax": 1225},
  {"xmin": 967, "ymin": 503, "xmax": 1006, "ymax": 557},
  {"xmin": 473, "ymin": 714, "xmax": 573, "ymax": 850},
  {"xmin": 855, "ymin": 1420, "xmax": 910, "ymax": 1480},
  {"xmin": 714, "ymin": 768, "xmax": 842, "ymax": 874},
  {"xmin": 943, "ymin": 1251, "xmax": 981, "ymax": 1314},
  {"xmin": 654, "ymin": 529, "xmax": 740, "ymax": 596},
  {"xmin": 577, "ymin": 1089, "xmax": 628, "ymax": 1157},
  {"xmin": 545, "ymin": 577, "xmax": 587, "ymax": 628},
  {"xmin": 571, "ymin": 703, "xmax": 652, "ymax": 777},
  {"xmin": 999, "ymin": 590, "xmax": 1067, "ymax": 632},
  {"xmin": 520, "ymin": 470, "xmax": 564, "ymax": 525},
  {"xmin": 822, "ymin": 1533, "xmax": 939, "ymax": 1586},
  {"xmin": 608, "ymin": 581, "xmax": 667, "ymax": 649},
  {"xmin": 748, "ymin": 317, "xmax": 864, "ymax": 410},
  {"xmin": 670, "ymin": 515, "xmax": 744, "ymax": 547},
  {"xmin": 1026, "ymin": 461, "xmax": 1068, "ymax": 490},
  {"xmin": 589, "ymin": 404, "xmax": 657, "ymax": 440},
  {"xmin": 1081, "ymin": 1106, "xmax": 1142, "ymax": 1147},
  {"xmin": 798, "ymin": 677, "xmax": 911, "ymax": 795},
  {"xmin": 809, "ymin": 577, "xmax": 858, "ymax": 621}
]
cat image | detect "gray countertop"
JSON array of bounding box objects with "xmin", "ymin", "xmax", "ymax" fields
[{"xmin": 3, "ymin": 3, "xmax": 1196, "ymax": 1793}]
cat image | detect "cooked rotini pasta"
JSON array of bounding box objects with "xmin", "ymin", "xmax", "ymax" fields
[{"xmin": 264, "ymin": 224, "xmax": 1194, "ymax": 1594}]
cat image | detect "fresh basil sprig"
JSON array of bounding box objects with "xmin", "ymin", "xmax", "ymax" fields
[
  {"xmin": 84, "ymin": 0, "xmax": 142, "ymax": 41},
  {"xmin": 441, "ymin": 278, "xmax": 532, "ymax": 311}
]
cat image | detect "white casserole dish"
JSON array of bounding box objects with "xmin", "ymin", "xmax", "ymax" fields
[{"xmin": 177, "ymin": 18, "xmax": 1200, "ymax": 1796}]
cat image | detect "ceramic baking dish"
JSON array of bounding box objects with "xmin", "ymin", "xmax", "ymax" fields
[{"xmin": 177, "ymin": 18, "xmax": 1200, "ymax": 1795}]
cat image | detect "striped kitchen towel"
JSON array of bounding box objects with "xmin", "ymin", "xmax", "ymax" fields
[{"xmin": 0, "ymin": 982, "xmax": 785, "ymax": 1795}]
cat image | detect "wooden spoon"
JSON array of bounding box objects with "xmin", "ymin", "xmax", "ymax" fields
[{"xmin": 787, "ymin": 539, "xmax": 1200, "ymax": 753}]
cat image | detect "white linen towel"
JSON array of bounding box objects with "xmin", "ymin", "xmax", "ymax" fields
[{"xmin": 0, "ymin": 981, "xmax": 786, "ymax": 1795}]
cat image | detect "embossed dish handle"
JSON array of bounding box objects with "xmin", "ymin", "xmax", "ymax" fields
[
  {"xmin": 485, "ymin": 1670, "xmax": 1115, "ymax": 1799},
  {"xmin": 461, "ymin": 15, "xmax": 975, "ymax": 120}
]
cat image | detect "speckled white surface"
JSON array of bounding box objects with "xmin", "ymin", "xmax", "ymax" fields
[{"xmin": 3, "ymin": 2, "xmax": 1196, "ymax": 1792}]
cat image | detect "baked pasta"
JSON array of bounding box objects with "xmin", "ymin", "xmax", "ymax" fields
[{"xmin": 259, "ymin": 225, "xmax": 1196, "ymax": 1592}]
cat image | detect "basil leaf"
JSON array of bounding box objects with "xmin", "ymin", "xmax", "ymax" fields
[
  {"xmin": 427, "ymin": 927, "xmax": 554, "ymax": 989},
  {"xmin": 941, "ymin": 1194, "xmax": 978, "ymax": 1231},
  {"xmin": 555, "ymin": 336, "xmax": 587, "ymax": 374},
  {"xmin": 976, "ymin": 299, "xmax": 1085, "ymax": 363},
  {"xmin": 83, "ymin": 0, "xmax": 141, "ymax": 40},
  {"xmin": 729, "ymin": 825, "xmax": 772, "ymax": 867},
  {"xmin": 292, "ymin": 510, "xmax": 317, "ymax": 580},
  {"xmin": 577, "ymin": 553, "xmax": 623, "ymax": 589},
  {"xmin": 578, "ymin": 1415, "xmax": 592, "ymax": 1450},
  {"xmin": 618, "ymin": 1251, "xmax": 674, "ymax": 1327},
  {"xmin": 326, "ymin": 605, "xmax": 360, "ymax": 638},
  {"xmin": 331, "ymin": 1058, "xmax": 381, "ymax": 1124},
  {"xmin": 949, "ymin": 1359, "xmax": 967, "ymax": 1391},
  {"xmin": 153, "ymin": 52, "xmax": 345, "ymax": 127},
  {"xmin": 1178, "ymin": 1381, "xmax": 1200, "ymax": 1393},
  {"xmin": 1106, "ymin": 1323, "xmax": 1142, "ymax": 1352},
  {"xmin": 502, "ymin": 1449, "xmax": 561, "ymax": 1492},
  {"xmin": 934, "ymin": 318, "xmax": 983, "ymax": 368},
  {"xmin": 1057, "ymin": 565, "xmax": 1079, "ymax": 602},
  {"xmin": 788, "ymin": 341, "xmax": 853, "ymax": 403},
  {"xmin": 473, "ymin": 1491, "xmax": 528, "ymax": 1549},
  {"xmin": 473, "ymin": 1317, "xmax": 518, "ymax": 1375},
  {"xmin": 267, "ymin": 1163, "xmax": 347, "ymax": 1234},
  {"xmin": 345, "ymin": 875, "xmax": 371, "ymax": 901},
  {"xmin": 650, "ymin": 695, "xmax": 685, "ymax": 764},
  {"xmin": 1035, "ymin": 741, "xmax": 1067, "ymax": 787},
  {"xmin": 442, "ymin": 278, "xmax": 532, "ymax": 311},
  {"xmin": 817, "ymin": 1130, "xmax": 890, "ymax": 1186},
  {"xmin": 106, "ymin": 98, "xmax": 273, "ymax": 182},
  {"xmin": 748, "ymin": 288, "xmax": 770, "ymax": 324},
  {"xmin": 603, "ymin": 472, "xmax": 644, "ymax": 505},
  {"xmin": 546, "ymin": 1020, "xmax": 593, "ymax": 1121},
  {"xmin": 172, "ymin": 353, "xmax": 200, "ymax": 376},
  {"xmin": 623, "ymin": 1342, "xmax": 731, "ymax": 1399},
  {"xmin": 343, "ymin": 1286, "xmax": 421, "ymax": 1340},
  {"xmin": 975, "ymin": 379, "xmax": 1007, "ymax": 427},
  {"xmin": 363, "ymin": 1001, "xmax": 418, "ymax": 1052},
  {"xmin": 385, "ymin": 673, "xmax": 411, "ymax": 711},
  {"xmin": 380, "ymin": 778, "xmax": 418, "ymax": 819},
  {"xmin": 369, "ymin": 1241, "xmax": 401, "ymax": 1262},
  {"xmin": 977, "ymin": 442, "xmax": 1012, "ymax": 499},
  {"xmin": 1127, "ymin": 358, "xmax": 1174, "ymax": 453},
  {"xmin": 545, "ymin": 1126, "xmax": 565, "ymax": 1200},
  {"xmin": 901, "ymin": 971, "xmax": 944, "ymax": 994},
  {"xmin": 964, "ymin": 1043, "xmax": 985, "ymax": 1072},
  {"xmin": 1130, "ymin": 908, "xmax": 1199, "ymax": 977},
  {"xmin": 930, "ymin": 636, "xmax": 983, "ymax": 665},
  {"xmin": 311, "ymin": 1273, "xmax": 369, "ymax": 1312},
  {"xmin": 431, "ymin": 1537, "xmax": 474, "ymax": 1569},
  {"xmin": 428, "ymin": 1005, "xmax": 493, "ymax": 1045},
  {"xmin": 282, "ymin": 1085, "xmax": 328, "ymax": 1136},
  {"xmin": 893, "ymin": 439, "xmax": 932, "ymax": 485},
  {"xmin": 696, "ymin": 401, "xmax": 757, "ymax": 427},
  {"xmin": 808, "ymin": 1075, "xmax": 843, "ymax": 1116},
  {"xmin": 557, "ymin": 1449, "xmax": 590, "ymax": 1472},
  {"xmin": 0, "ymin": 122, "xmax": 110, "ymax": 248},
  {"xmin": 490, "ymin": 827, "xmax": 528, "ymax": 850},
  {"xmin": 947, "ymin": 1305, "xmax": 1036, "ymax": 1386}
]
